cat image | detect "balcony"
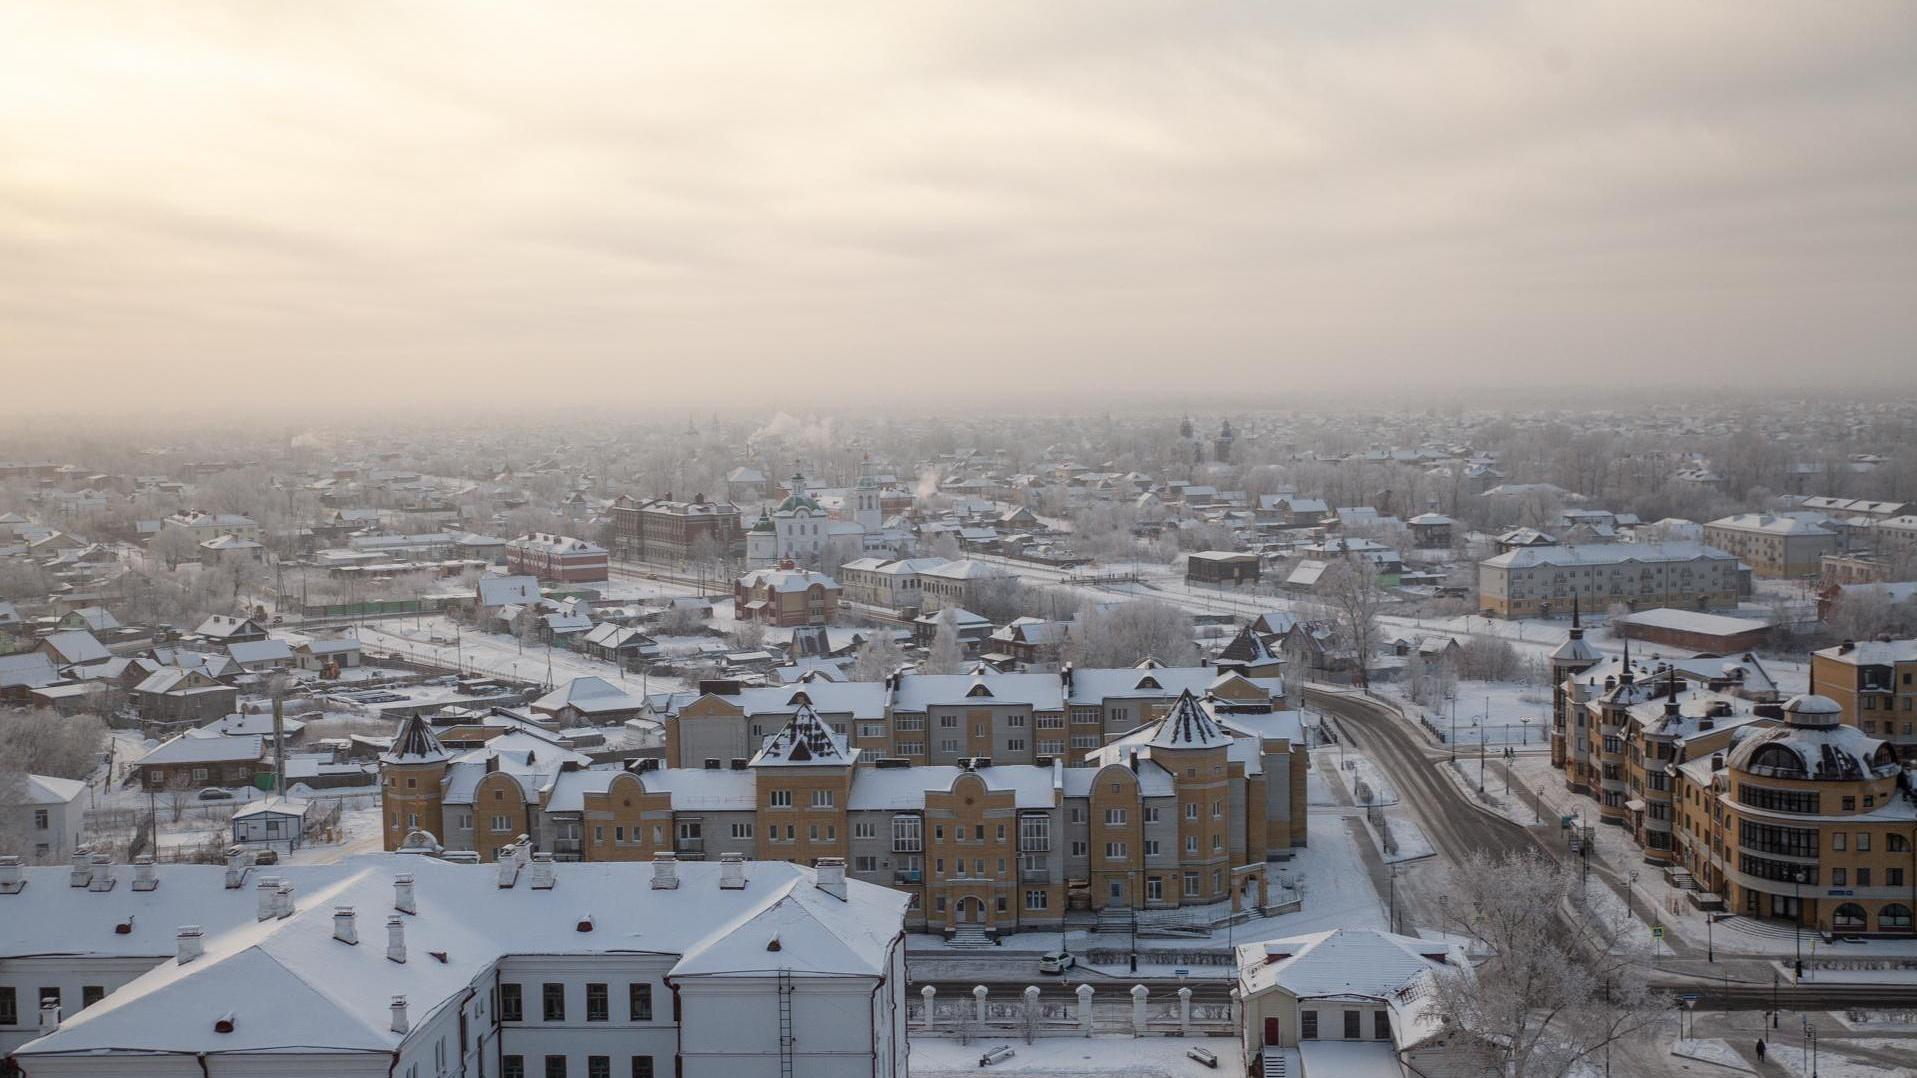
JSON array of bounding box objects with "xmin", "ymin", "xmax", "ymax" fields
[
  {"xmin": 552, "ymin": 838, "xmax": 583, "ymax": 856},
  {"xmin": 893, "ymin": 870, "xmax": 923, "ymax": 885},
  {"xmin": 675, "ymin": 837, "xmax": 704, "ymax": 855},
  {"xmin": 1019, "ymin": 867, "xmax": 1050, "ymax": 883}
]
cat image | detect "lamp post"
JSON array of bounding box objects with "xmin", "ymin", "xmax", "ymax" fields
[
  {"xmin": 1447, "ymin": 691, "xmax": 1457, "ymax": 760},
  {"xmin": 1388, "ymin": 864, "xmax": 1398, "ymax": 934},
  {"xmin": 1772, "ymin": 971, "xmax": 1779, "ymax": 1029},
  {"xmin": 1520, "ymin": 716, "xmax": 1531, "ymax": 745},
  {"xmin": 1478, "ymin": 729, "xmax": 1487, "ymax": 793}
]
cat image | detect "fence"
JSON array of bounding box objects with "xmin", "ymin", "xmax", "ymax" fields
[{"xmin": 908, "ymin": 984, "xmax": 1235, "ymax": 1042}]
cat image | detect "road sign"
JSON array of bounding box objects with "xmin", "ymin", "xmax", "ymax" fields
[
  {"xmin": 1569, "ymin": 841, "xmax": 1581, "ymax": 854},
  {"xmin": 1681, "ymin": 993, "xmax": 1699, "ymax": 1004},
  {"xmin": 1651, "ymin": 926, "xmax": 1665, "ymax": 939},
  {"xmin": 1174, "ymin": 969, "xmax": 1191, "ymax": 978}
]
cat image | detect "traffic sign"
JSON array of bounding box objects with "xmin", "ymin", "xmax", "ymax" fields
[
  {"xmin": 1651, "ymin": 926, "xmax": 1665, "ymax": 939},
  {"xmin": 1174, "ymin": 968, "xmax": 1191, "ymax": 978}
]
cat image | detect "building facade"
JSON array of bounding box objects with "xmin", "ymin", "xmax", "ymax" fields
[
  {"xmin": 505, "ymin": 533, "xmax": 610, "ymax": 584},
  {"xmin": 381, "ymin": 671, "xmax": 1307, "ymax": 940},
  {"xmin": 2, "ymin": 853, "xmax": 908, "ymax": 1077},
  {"xmin": 732, "ymin": 567, "xmax": 842, "ymax": 627},
  {"xmin": 1478, "ymin": 542, "xmax": 1743, "ymax": 618},
  {"xmin": 609, "ymin": 495, "xmax": 742, "ymax": 563},
  {"xmin": 1811, "ymin": 637, "xmax": 1917, "ymax": 763},
  {"xmin": 1704, "ymin": 514, "xmax": 1841, "ymax": 579}
]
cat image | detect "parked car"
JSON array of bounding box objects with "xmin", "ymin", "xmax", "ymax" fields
[
  {"xmin": 1038, "ymin": 951, "xmax": 1075, "ymax": 974},
  {"xmin": 196, "ymin": 787, "xmax": 235, "ymax": 801},
  {"xmin": 978, "ymin": 1045, "xmax": 1015, "ymax": 1067}
]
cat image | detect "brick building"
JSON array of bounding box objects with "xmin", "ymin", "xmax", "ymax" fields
[
  {"xmin": 610, "ymin": 494, "xmax": 742, "ymax": 562},
  {"xmin": 504, "ymin": 532, "xmax": 609, "ymax": 583}
]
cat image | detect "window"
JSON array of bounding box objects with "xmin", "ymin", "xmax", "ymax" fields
[
  {"xmin": 545, "ymin": 1057, "xmax": 568, "ymax": 1078},
  {"xmin": 81, "ymin": 986, "xmax": 104, "ymax": 1009},
  {"xmin": 543, "ymin": 983, "xmax": 566, "ymax": 1022},
  {"xmin": 491, "ymin": 814, "xmax": 511, "ymax": 833},
  {"xmin": 892, "ymin": 815, "xmax": 923, "ymax": 852},
  {"xmin": 1301, "ymin": 1010, "xmax": 1318, "ymax": 1040},
  {"xmin": 1019, "ymin": 815, "xmax": 1049, "ymax": 852},
  {"xmin": 731, "ymin": 822, "xmax": 754, "ymax": 839},
  {"xmin": 629, "ymin": 983, "xmax": 653, "ymax": 1021},
  {"xmin": 1070, "ymin": 841, "xmax": 1088, "ymax": 857},
  {"xmin": 855, "ymin": 821, "xmax": 877, "ymax": 840},
  {"xmin": 1186, "ymin": 836, "xmax": 1198, "ymax": 853},
  {"xmin": 1858, "ymin": 833, "xmax": 1871, "ymax": 852},
  {"xmin": 770, "ymin": 790, "xmax": 792, "ymax": 807},
  {"xmin": 504, "ymin": 1058, "xmax": 525, "ymax": 1078},
  {"xmin": 500, "ymin": 983, "xmax": 524, "ymax": 1022},
  {"xmin": 1145, "ymin": 840, "xmax": 1160, "ymax": 856},
  {"xmin": 1185, "ymin": 803, "xmax": 1198, "ymax": 820},
  {"xmin": 1144, "ymin": 807, "xmax": 1160, "ymax": 824},
  {"xmin": 1006, "ymin": 738, "xmax": 1026, "ymax": 752},
  {"xmin": 1212, "ymin": 800, "xmax": 1222, "ymax": 818},
  {"xmin": 1184, "ymin": 872, "xmax": 1199, "ymax": 894},
  {"xmin": 588, "ymin": 1058, "xmax": 610, "ymax": 1078},
  {"xmin": 855, "ymin": 855, "xmax": 878, "ymax": 872},
  {"xmin": 1147, "ymin": 877, "xmax": 1164, "ymax": 902},
  {"xmin": 630, "ymin": 1059, "xmax": 655, "ymax": 1078},
  {"xmin": 1858, "ymin": 868, "xmax": 1872, "ymax": 887},
  {"xmin": 1344, "ymin": 1010, "xmax": 1361, "ymax": 1039},
  {"xmin": 31, "ymin": 809, "xmax": 47, "ymax": 830},
  {"xmin": 1833, "ymin": 832, "xmax": 1847, "ymax": 851},
  {"xmin": 1832, "ymin": 868, "xmax": 1847, "ymax": 887},
  {"xmin": 1104, "ymin": 808, "xmax": 1127, "ymax": 825},
  {"xmin": 812, "ymin": 789, "xmax": 834, "ymax": 808},
  {"xmin": 1104, "ymin": 842, "xmax": 1126, "ymax": 859},
  {"xmin": 1025, "ymin": 890, "xmax": 1049, "ymax": 910},
  {"xmin": 0, "ymin": 986, "xmax": 15, "ymax": 1026},
  {"xmin": 586, "ymin": 983, "xmax": 608, "ymax": 1021}
]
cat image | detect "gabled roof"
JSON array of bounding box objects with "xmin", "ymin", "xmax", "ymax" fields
[{"xmin": 38, "ymin": 630, "xmax": 110, "ymax": 664}]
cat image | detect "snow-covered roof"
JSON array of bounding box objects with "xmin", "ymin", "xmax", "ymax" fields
[
  {"xmin": 226, "ymin": 639, "xmax": 293, "ymax": 665},
  {"xmin": 38, "ymin": 630, "xmax": 109, "ymax": 664},
  {"xmin": 9, "ymin": 856, "xmax": 905, "ymax": 1060},
  {"xmin": 1621, "ymin": 608, "xmax": 1770, "ymax": 636},
  {"xmin": 846, "ymin": 763, "xmax": 1061, "ymax": 811},
  {"xmin": 532, "ymin": 676, "xmax": 647, "ymax": 714},
  {"xmin": 0, "ymin": 651, "xmax": 60, "ymax": 689},
  {"xmin": 476, "ymin": 575, "xmax": 541, "ymax": 607},
  {"xmin": 737, "ymin": 568, "xmax": 841, "ymax": 593},
  {"xmin": 749, "ymin": 704, "xmax": 857, "ymax": 767},
  {"xmin": 138, "ymin": 734, "xmax": 265, "ymax": 766},
  {"xmin": 1481, "ymin": 541, "xmax": 1736, "ymax": 570},
  {"xmin": 23, "ymin": 773, "xmax": 87, "ymax": 805},
  {"xmin": 192, "ymin": 614, "xmax": 263, "ymax": 640},
  {"xmin": 1143, "ymin": 691, "xmax": 1234, "ymax": 750},
  {"xmin": 381, "ymin": 714, "xmax": 451, "ymax": 765},
  {"xmin": 1237, "ymin": 928, "xmax": 1462, "ymax": 999},
  {"xmin": 890, "ymin": 672, "xmax": 1064, "ymax": 711},
  {"xmin": 1814, "ymin": 637, "xmax": 1917, "ymax": 667},
  {"xmin": 1707, "ymin": 512, "xmax": 1836, "ymax": 536}
]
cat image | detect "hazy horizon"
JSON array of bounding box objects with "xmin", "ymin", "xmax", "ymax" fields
[{"xmin": 3, "ymin": 1, "xmax": 1913, "ymax": 414}]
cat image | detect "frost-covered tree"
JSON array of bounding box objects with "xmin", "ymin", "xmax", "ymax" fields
[
  {"xmin": 149, "ymin": 526, "xmax": 202, "ymax": 570},
  {"xmin": 848, "ymin": 630, "xmax": 906, "ymax": 681},
  {"xmin": 0, "ymin": 708, "xmax": 108, "ymax": 780},
  {"xmin": 1430, "ymin": 850, "xmax": 1661, "ymax": 1078},
  {"xmin": 1315, "ymin": 557, "xmax": 1382, "ymax": 689},
  {"xmin": 924, "ymin": 609, "xmax": 965, "ymax": 674},
  {"xmin": 1066, "ymin": 599, "xmax": 1196, "ymax": 668}
]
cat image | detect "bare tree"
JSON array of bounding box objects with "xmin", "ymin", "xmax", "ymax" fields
[
  {"xmin": 1430, "ymin": 850, "xmax": 1662, "ymax": 1078},
  {"xmin": 0, "ymin": 708, "xmax": 109, "ymax": 779},
  {"xmin": 149, "ymin": 526, "xmax": 202, "ymax": 571},
  {"xmin": 1315, "ymin": 557, "xmax": 1383, "ymax": 689},
  {"xmin": 923, "ymin": 608, "xmax": 965, "ymax": 674}
]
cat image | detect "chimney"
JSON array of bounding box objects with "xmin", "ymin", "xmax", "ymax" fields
[
  {"xmin": 87, "ymin": 854, "xmax": 115, "ymax": 892},
  {"xmin": 177, "ymin": 925, "xmax": 205, "ymax": 964},
  {"xmin": 394, "ymin": 873, "xmax": 417, "ymax": 914},
  {"xmin": 0, "ymin": 855, "xmax": 23, "ymax": 894},
  {"xmin": 334, "ymin": 906, "xmax": 359, "ymax": 945},
  {"xmin": 1711, "ymin": 752, "xmax": 1725, "ymax": 771},
  {"xmin": 214, "ymin": 1011, "xmax": 237, "ymax": 1034},
  {"xmin": 39, "ymin": 997, "xmax": 61, "ymax": 1033},
  {"xmin": 815, "ymin": 857, "xmax": 847, "ymax": 900},
  {"xmin": 274, "ymin": 882, "xmax": 295, "ymax": 919},
  {"xmin": 386, "ymin": 915, "xmax": 407, "ymax": 964},
  {"xmin": 225, "ymin": 848, "xmax": 250, "ymax": 889},
  {"xmin": 528, "ymin": 852, "xmax": 556, "ymax": 890},
  {"xmin": 650, "ymin": 853, "xmax": 680, "ymax": 890},
  {"xmin": 133, "ymin": 856, "xmax": 157, "ymax": 891},
  {"xmin": 257, "ymin": 877, "xmax": 280, "ymax": 921},
  {"xmin": 390, "ymin": 995, "xmax": 410, "ymax": 1034},
  {"xmin": 1840, "ymin": 639, "xmax": 1855, "ymax": 654},
  {"xmin": 496, "ymin": 846, "xmax": 521, "ymax": 888},
  {"xmin": 69, "ymin": 849, "xmax": 92, "ymax": 889},
  {"xmin": 719, "ymin": 852, "xmax": 746, "ymax": 890}
]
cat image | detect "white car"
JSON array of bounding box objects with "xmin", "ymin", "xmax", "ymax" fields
[{"xmin": 1038, "ymin": 951, "xmax": 1075, "ymax": 974}]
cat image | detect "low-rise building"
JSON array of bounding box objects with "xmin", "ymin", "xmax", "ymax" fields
[
  {"xmin": 505, "ymin": 533, "xmax": 609, "ymax": 583},
  {"xmin": 1, "ymin": 852, "xmax": 908, "ymax": 1077},
  {"xmin": 2, "ymin": 775, "xmax": 91, "ymax": 862},
  {"xmin": 1704, "ymin": 513, "xmax": 1841, "ymax": 579},
  {"xmin": 1186, "ymin": 550, "xmax": 1261, "ymax": 587},
  {"xmin": 132, "ymin": 668, "xmax": 240, "ymax": 726},
  {"xmin": 1811, "ymin": 637, "xmax": 1917, "ymax": 762},
  {"xmin": 1477, "ymin": 542, "xmax": 1743, "ymax": 618},
  {"xmin": 734, "ymin": 567, "xmax": 841, "ymax": 627}
]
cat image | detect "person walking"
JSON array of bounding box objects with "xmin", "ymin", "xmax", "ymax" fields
[{"xmin": 1755, "ymin": 1038, "xmax": 1767, "ymax": 1061}]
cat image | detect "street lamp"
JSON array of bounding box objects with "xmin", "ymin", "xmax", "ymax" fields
[
  {"xmin": 1478, "ymin": 729, "xmax": 1487, "ymax": 793},
  {"xmin": 1388, "ymin": 864, "xmax": 1398, "ymax": 934}
]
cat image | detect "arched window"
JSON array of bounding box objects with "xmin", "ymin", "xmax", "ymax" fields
[
  {"xmin": 1832, "ymin": 903, "xmax": 1868, "ymax": 930},
  {"xmin": 1881, "ymin": 904, "xmax": 1913, "ymax": 930},
  {"xmin": 1745, "ymin": 745, "xmax": 1805, "ymax": 777}
]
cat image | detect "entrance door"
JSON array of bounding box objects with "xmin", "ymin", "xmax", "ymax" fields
[
  {"xmin": 1108, "ymin": 879, "xmax": 1127, "ymax": 907},
  {"xmin": 1264, "ymin": 1017, "xmax": 1280, "ymax": 1046},
  {"xmin": 958, "ymin": 897, "xmax": 983, "ymax": 923}
]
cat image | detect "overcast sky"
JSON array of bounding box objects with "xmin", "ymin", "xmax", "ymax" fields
[{"xmin": 2, "ymin": 1, "xmax": 1913, "ymax": 415}]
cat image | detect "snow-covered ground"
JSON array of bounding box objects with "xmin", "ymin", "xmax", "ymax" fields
[
  {"xmin": 351, "ymin": 616, "xmax": 685, "ymax": 694},
  {"xmin": 1670, "ymin": 1037, "xmax": 1755, "ymax": 1073},
  {"xmin": 908, "ymin": 1034, "xmax": 1243, "ymax": 1076}
]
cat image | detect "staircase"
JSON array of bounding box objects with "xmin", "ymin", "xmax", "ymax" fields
[
  {"xmin": 1095, "ymin": 906, "xmax": 1135, "ymax": 935},
  {"xmin": 1715, "ymin": 915, "xmax": 1803, "ymax": 942},
  {"xmin": 948, "ymin": 925, "xmax": 994, "ymax": 949}
]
